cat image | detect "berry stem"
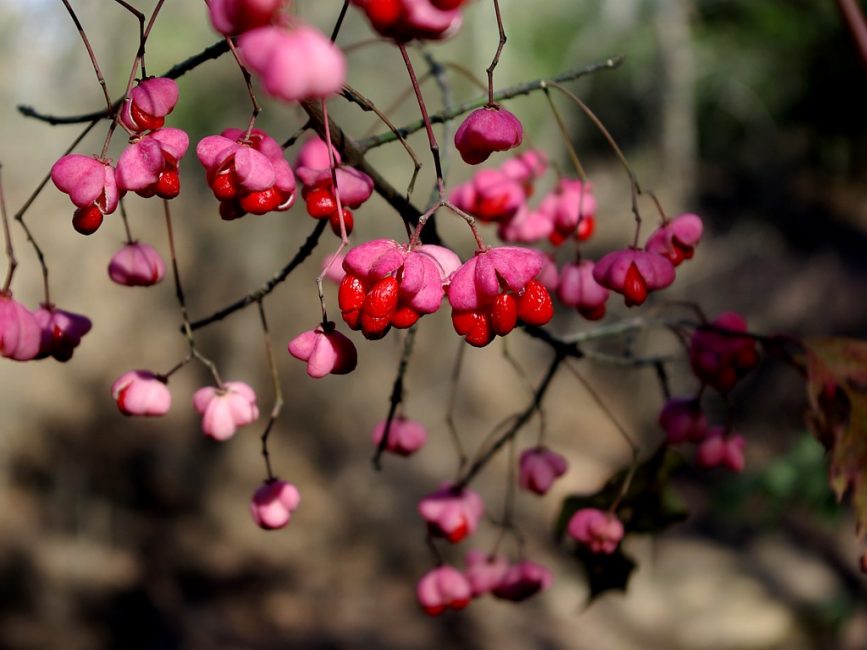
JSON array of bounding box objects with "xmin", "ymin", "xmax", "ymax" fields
[
  {"xmin": 444, "ymin": 201, "xmax": 487, "ymax": 251},
  {"xmin": 223, "ymin": 35, "xmax": 262, "ymax": 140},
  {"xmin": 330, "ymin": 0, "xmax": 350, "ymax": 42},
  {"xmin": 342, "ymin": 83, "xmax": 422, "ymax": 202},
  {"xmin": 60, "ymin": 0, "xmax": 113, "ymax": 115},
  {"xmin": 257, "ymin": 299, "xmax": 282, "ymax": 482},
  {"xmin": 112, "ymin": 0, "xmax": 147, "ymax": 77},
  {"xmin": 486, "ymin": 0, "xmax": 507, "ymax": 107},
  {"xmin": 188, "ymin": 220, "xmax": 326, "ymax": 332},
  {"xmin": 118, "ymin": 197, "xmax": 135, "ymax": 244},
  {"xmin": 445, "ymin": 342, "xmax": 469, "ymax": 477},
  {"xmin": 372, "ymin": 326, "xmax": 418, "ymax": 470},
  {"xmin": 458, "ymin": 353, "xmax": 565, "ymax": 488},
  {"xmin": 163, "ymin": 198, "xmax": 223, "ymax": 387},
  {"xmin": 398, "ymin": 43, "xmax": 446, "ymax": 199},
  {"xmin": 0, "ymin": 165, "xmax": 17, "ymax": 295}
]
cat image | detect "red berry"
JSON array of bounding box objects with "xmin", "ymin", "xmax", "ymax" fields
[
  {"xmin": 129, "ymin": 103, "xmax": 164, "ymax": 131},
  {"xmin": 365, "ymin": 0, "xmax": 403, "ymax": 30},
  {"xmin": 360, "ymin": 313, "xmax": 392, "ymax": 340},
  {"xmin": 391, "ymin": 305, "xmax": 420, "ymax": 329},
  {"xmin": 219, "ymin": 200, "xmax": 246, "ymax": 221},
  {"xmin": 305, "ymin": 188, "xmax": 337, "ymax": 219},
  {"xmin": 491, "ymin": 293, "xmax": 518, "ymax": 336},
  {"xmin": 576, "ymin": 215, "xmax": 595, "ymax": 241},
  {"xmin": 211, "ymin": 171, "xmax": 239, "ymax": 201},
  {"xmin": 240, "ymin": 187, "xmax": 281, "ymax": 215},
  {"xmin": 338, "ymin": 274, "xmax": 366, "ymax": 313},
  {"xmin": 451, "ymin": 309, "xmax": 494, "ymax": 347},
  {"xmin": 329, "ymin": 209, "xmax": 354, "ymax": 237},
  {"xmin": 363, "ymin": 276, "xmax": 399, "ymax": 320},
  {"xmin": 579, "ymin": 303, "xmax": 606, "ymax": 321},
  {"xmin": 155, "ymin": 170, "xmax": 180, "ymax": 199},
  {"xmin": 517, "ymin": 280, "xmax": 554, "ymax": 326},
  {"xmin": 548, "ymin": 230, "xmax": 567, "ymax": 247},
  {"xmin": 430, "ymin": 0, "xmax": 466, "ymax": 9},
  {"xmin": 623, "ymin": 262, "xmax": 648, "ymax": 307},
  {"xmin": 72, "ymin": 205, "xmax": 103, "ymax": 235}
]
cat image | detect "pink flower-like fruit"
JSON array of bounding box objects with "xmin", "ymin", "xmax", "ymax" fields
[
  {"xmin": 567, "ymin": 508, "xmax": 624, "ymax": 554},
  {"xmin": 593, "ymin": 248, "xmax": 675, "ymax": 307},
  {"xmin": 288, "ymin": 323, "xmax": 357, "ymax": 378},
  {"xmin": 193, "ymin": 381, "xmax": 259, "ymax": 441},
  {"xmin": 463, "ymin": 550, "xmax": 509, "ymax": 598},
  {"xmin": 418, "ymin": 483, "xmax": 484, "ymax": 543},
  {"xmin": 239, "ymin": 24, "xmax": 345, "ymax": 102},
  {"xmin": 339, "ymin": 239, "xmax": 459, "ymax": 340},
  {"xmin": 491, "ymin": 560, "xmax": 553, "ymax": 602},
  {"xmin": 250, "ymin": 480, "xmax": 301, "ymax": 530},
  {"xmin": 352, "ymin": 0, "xmax": 464, "ymax": 43},
  {"xmin": 371, "ymin": 416, "xmax": 427, "ymax": 456},
  {"xmin": 447, "ymin": 247, "xmax": 553, "ymax": 346},
  {"xmin": 119, "ymin": 77, "xmax": 180, "ymax": 132},
  {"xmin": 557, "ymin": 260, "xmax": 610, "ymax": 320},
  {"xmin": 108, "ymin": 242, "xmax": 166, "ymax": 287},
  {"xmin": 111, "ymin": 370, "xmax": 171, "ymax": 416},
  {"xmin": 116, "ymin": 128, "xmax": 189, "ymax": 200},
  {"xmin": 454, "ymin": 106, "xmax": 523, "ymax": 165},
  {"xmin": 416, "ymin": 565, "xmax": 472, "ymax": 616},
  {"xmin": 689, "ymin": 312, "xmax": 759, "ymax": 393},
  {"xmin": 645, "ymin": 213, "xmax": 703, "ymax": 267},
  {"xmin": 518, "ymin": 447, "xmax": 568, "ymax": 495},
  {"xmin": 696, "ymin": 427, "xmax": 746, "ymax": 472},
  {"xmin": 0, "ymin": 293, "xmax": 41, "ymax": 362},
  {"xmin": 50, "ymin": 154, "xmax": 120, "ymax": 235},
  {"xmin": 207, "ymin": 0, "xmax": 281, "ymax": 36},
  {"xmin": 33, "ymin": 305, "xmax": 92, "ymax": 362},
  {"xmin": 658, "ymin": 397, "xmax": 707, "ymax": 444},
  {"xmin": 449, "ymin": 169, "xmax": 525, "ymax": 224}
]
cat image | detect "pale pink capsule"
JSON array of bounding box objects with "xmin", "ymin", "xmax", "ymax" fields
[
  {"xmin": 371, "ymin": 417, "xmax": 427, "ymax": 456},
  {"xmin": 111, "ymin": 370, "xmax": 171, "ymax": 417},
  {"xmin": 518, "ymin": 447, "xmax": 568, "ymax": 495},
  {"xmin": 193, "ymin": 381, "xmax": 259, "ymax": 441},
  {"xmin": 288, "ymin": 323, "xmax": 357, "ymax": 378},
  {"xmin": 491, "ymin": 560, "xmax": 553, "ymax": 602},
  {"xmin": 645, "ymin": 213, "xmax": 703, "ymax": 267},
  {"xmin": 119, "ymin": 77, "xmax": 180, "ymax": 132},
  {"xmin": 0, "ymin": 293, "xmax": 41, "ymax": 362},
  {"xmin": 418, "ymin": 484, "xmax": 484, "ymax": 543},
  {"xmin": 250, "ymin": 480, "xmax": 301, "ymax": 530},
  {"xmin": 658, "ymin": 397, "xmax": 707, "ymax": 444},
  {"xmin": 207, "ymin": 0, "xmax": 281, "ymax": 36},
  {"xmin": 416, "ymin": 565, "xmax": 472, "ymax": 616},
  {"xmin": 567, "ymin": 508, "xmax": 624, "ymax": 554},
  {"xmin": 33, "ymin": 305, "xmax": 92, "ymax": 362},
  {"xmin": 696, "ymin": 426, "xmax": 746, "ymax": 472},
  {"xmin": 454, "ymin": 106, "xmax": 523, "ymax": 165},
  {"xmin": 108, "ymin": 242, "xmax": 166, "ymax": 287},
  {"xmin": 463, "ymin": 550, "xmax": 509, "ymax": 598}
]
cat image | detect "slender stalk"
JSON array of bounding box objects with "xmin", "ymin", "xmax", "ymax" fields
[
  {"xmin": 0, "ymin": 165, "xmax": 17, "ymax": 294},
  {"xmin": 372, "ymin": 327, "xmax": 418, "ymax": 470},
  {"xmin": 398, "ymin": 44, "xmax": 446, "ymax": 198},
  {"xmin": 113, "ymin": 0, "xmax": 147, "ymax": 76},
  {"xmin": 60, "ymin": 0, "xmax": 113, "ymax": 113},
  {"xmin": 188, "ymin": 219, "xmax": 326, "ymax": 331},
  {"xmin": 458, "ymin": 353, "xmax": 564, "ymax": 487},
  {"xmin": 330, "ymin": 0, "xmax": 350, "ymax": 42},
  {"xmin": 486, "ymin": 0, "xmax": 507, "ymax": 106},
  {"xmin": 118, "ymin": 197, "xmax": 135, "ymax": 244},
  {"xmin": 223, "ymin": 36, "xmax": 261, "ymax": 139},
  {"xmin": 445, "ymin": 342, "xmax": 468, "ymax": 476},
  {"xmin": 258, "ymin": 299, "xmax": 282, "ymax": 481}
]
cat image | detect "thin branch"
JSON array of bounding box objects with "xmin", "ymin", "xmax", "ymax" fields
[
  {"xmin": 189, "ymin": 219, "xmax": 327, "ymax": 331},
  {"xmin": 486, "ymin": 0, "xmax": 507, "ymax": 106},
  {"xmin": 837, "ymin": 0, "xmax": 867, "ymax": 72},
  {"xmin": 358, "ymin": 55, "xmax": 624, "ymax": 152},
  {"xmin": 458, "ymin": 353, "xmax": 565, "ymax": 487},
  {"xmin": 60, "ymin": 0, "xmax": 113, "ymax": 113},
  {"xmin": 0, "ymin": 165, "xmax": 16, "ymax": 294},
  {"xmin": 372, "ymin": 327, "xmax": 418, "ymax": 470},
  {"xmin": 258, "ymin": 299, "xmax": 282, "ymax": 482}
]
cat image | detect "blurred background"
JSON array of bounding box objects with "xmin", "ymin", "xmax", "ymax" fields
[{"xmin": 1, "ymin": 1, "xmax": 867, "ymax": 648}]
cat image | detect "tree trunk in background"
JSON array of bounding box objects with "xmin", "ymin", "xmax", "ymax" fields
[{"xmin": 655, "ymin": 0, "xmax": 697, "ymax": 209}]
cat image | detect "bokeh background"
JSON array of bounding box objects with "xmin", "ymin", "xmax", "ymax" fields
[{"xmin": 2, "ymin": 1, "xmax": 867, "ymax": 648}]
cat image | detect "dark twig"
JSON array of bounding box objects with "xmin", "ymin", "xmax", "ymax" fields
[
  {"xmin": 258, "ymin": 299, "xmax": 282, "ymax": 481},
  {"xmin": 372, "ymin": 327, "xmax": 418, "ymax": 470},
  {"xmin": 358, "ymin": 55, "xmax": 624, "ymax": 152},
  {"xmin": 486, "ymin": 0, "xmax": 507, "ymax": 106},
  {"xmin": 189, "ymin": 219, "xmax": 327, "ymax": 331}
]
